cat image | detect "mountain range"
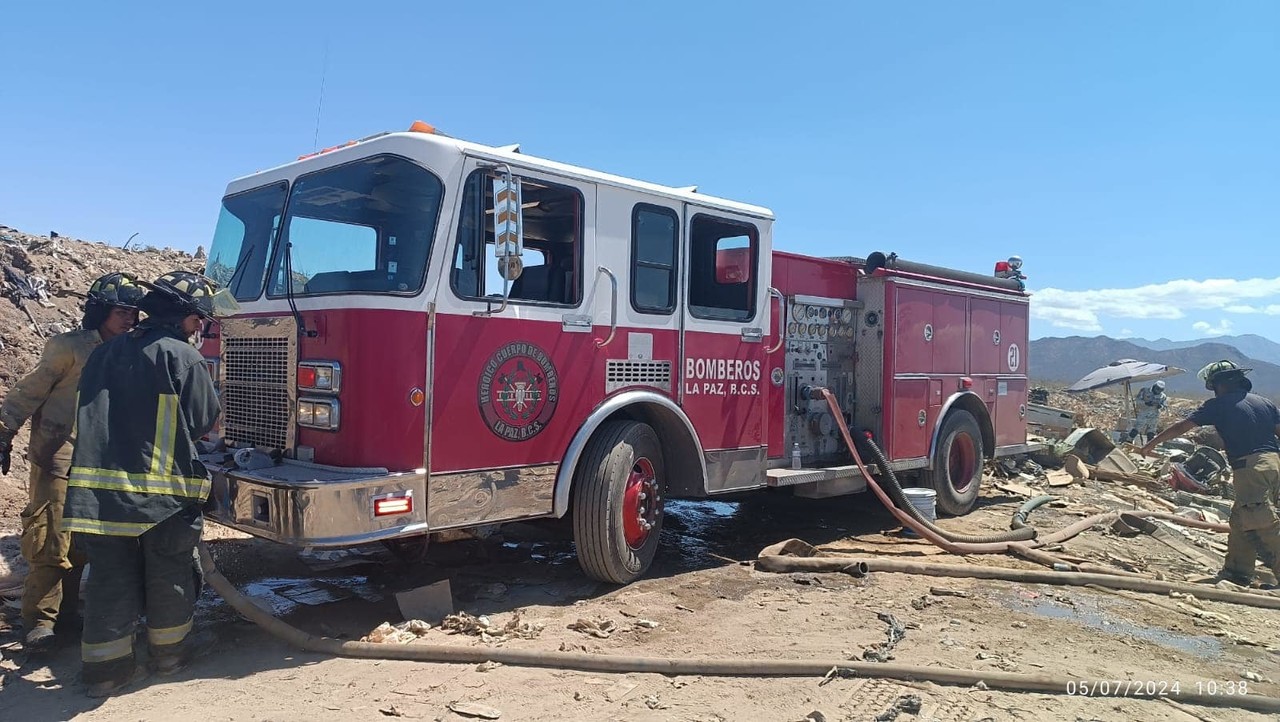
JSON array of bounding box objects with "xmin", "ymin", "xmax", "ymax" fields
[
  {"xmin": 1028, "ymin": 335, "xmax": 1280, "ymax": 399},
  {"xmin": 1127, "ymin": 334, "xmax": 1280, "ymax": 367}
]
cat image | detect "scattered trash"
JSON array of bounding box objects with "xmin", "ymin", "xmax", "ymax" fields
[
  {"xmin": 474, "ymin": 661, "xmax": 502, "ymax": 673},
  {"xmin": 1011, "ymin": 621, "xmax": 1028, "ymax": 629},
  {"xmin": 819, "ymin": 666, "xmax": 857, "ymax": 686},
  {"xmin": 862, "ymin": 612, "xmax": 906, "ymax": 663},
  {"xmin": 362, "ymin": 620, "xmax": 432, "ymax": 644},
  {"xmin": 378, "ymin": 705, "xmax": 409, "ymax": 717},
  {"xmin": 995, "ymin": 482, "xmax": 1036, "ymax": 498},
  {"xmin": 441, "ymin": 612, "xmax": 543, "ymax": 643},
  {"xmin": 801, "ymin": 711, "xmax": 829, "ymax": 722},
  {"xmin": 643, "ymin": 694, "xmax": 670, "ymax": 710},
  {"xmin": 447, "ymin": 701, "xmax": 503, "ymax": 719},
  {"xmin": 1241, "ymin": 671, "xmax": 1267, "ymax": 682},
  {"xmin": 929, "ymin": 587, "xmax": 969, "ymax": 598},
  {"xmin": 873, "ymin": 695, "xmax": 923, "ymax": 722},
  {"xmin": 568, "ymin": 617, "xmax": 618, "ymax": 639},
  {"xmin": 909, "ymin": 595, "xmax": 935, "ymax": 611},
  {"xmin": 634, "ymin": 619, "xmax": 660, "ymax": 629}
]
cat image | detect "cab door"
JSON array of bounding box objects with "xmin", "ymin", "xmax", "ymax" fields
[{"xmin": 679, "ymin": 208, "xmax": 771, "ymax": 493}]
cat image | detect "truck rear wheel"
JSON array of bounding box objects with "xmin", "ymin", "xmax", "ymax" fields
[
  {"xmin": 572, "ymin": 420, "xmax": 665, "ymax": 584},
  {"xmin": 924, "ymin": 410, "xmax": 985, "ymax": 516}
]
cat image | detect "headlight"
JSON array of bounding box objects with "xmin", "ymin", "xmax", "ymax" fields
[{"xmin": 297, "ymin": 398, "xmax": 339, "ymax": 430}]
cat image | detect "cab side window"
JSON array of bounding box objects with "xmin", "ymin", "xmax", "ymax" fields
[
  {"xmin": 631, "ymin": 204, "xmax": 679, "ymax": 314},
  {"xmin": 451, "ymin": 170, "xmax": 583, "ymax": 306},
  {"xmin": 688, "ymin": 214, "xmax": 758, "ymax": 322}
]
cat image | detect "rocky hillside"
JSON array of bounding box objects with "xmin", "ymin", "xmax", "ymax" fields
[
  {"xmin": 0, "ymin": 224, "xmax": 202, "ymax": 525},
  {"xmin": 1029, "ymin": 335, "xmax": 1280, "ymax": 399}
]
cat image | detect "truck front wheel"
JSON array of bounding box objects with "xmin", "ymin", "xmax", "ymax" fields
[
  {"xmin": 571, "ymin": 420, "xmax": 666, "ymax": 584},
  {"xmin": 924, "ymin": 410, "xmax": 985, "ymax": 516}
]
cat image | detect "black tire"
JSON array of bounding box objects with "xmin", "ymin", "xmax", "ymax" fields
[
  {"xmin": 572, "ymin": 421, "xmax": 666, "ymax": 584},
  {"xmin": 923, "ymin": 410, "xmax": 985, "ymax": 516}
]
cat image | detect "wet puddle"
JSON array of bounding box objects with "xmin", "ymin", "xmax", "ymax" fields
[{"xmin": 1001, "ymin": 590, "xmax": 1223, "ymax": 658}]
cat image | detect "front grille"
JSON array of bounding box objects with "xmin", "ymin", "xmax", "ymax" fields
[
  {"xmin": 605, "ymin": 360, "xmax": 672, "ymax": 393},
  {"xmin": 222, "ymin": 336, "xmax": 292, "ymax": 450}
]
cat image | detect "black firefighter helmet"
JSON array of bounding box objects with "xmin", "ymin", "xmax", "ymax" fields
[{"xmin": 139, "ymin": 271, "xmax": 219, "ymax": 320}]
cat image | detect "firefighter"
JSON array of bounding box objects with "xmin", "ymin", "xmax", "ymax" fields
[
  {"xmin": 0, "ymin": 272, "xmax": 145, "ymax": 651},
  {"xmin": 62, "ymin": 271, "xmax": 222, "ymax": 697},
  {"xmin": 1140, "ymin": 361, "xmax": 1280, "ymax": 588},
  {"xmin": 1128, "ymin": 379, "xmax": 1169, "ymax": 444}
]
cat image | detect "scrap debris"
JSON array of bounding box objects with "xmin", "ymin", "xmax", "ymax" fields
[
  {"xmin": 861, "ymin": 612, "xmax": 907, "ymax": 663},
  {"xmin": 362, "ymin": 619, "xmax": 433, "ymax": 644},
  {"xmin": 873, "ymin": 694, "xmax": 923, "ymax": 722},
  {"xmin": 441, "ymin": 612, "xmax": 543, "ymax": 642},
  {"xmin": 568, "ymin": 617, "xmax": 618, "ymax": 639}
]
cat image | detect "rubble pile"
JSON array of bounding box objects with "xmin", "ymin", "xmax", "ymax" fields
[
  {"xmin": 1039, "ymin": 388, "xmax": 1200, "ymax": 431},
  {"xmin": 0, "ymin": 223, "xmax": 201, "ymax": 523}
]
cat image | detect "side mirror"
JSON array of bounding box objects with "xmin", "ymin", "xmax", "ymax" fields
[{"xmin": 492, "ymin": 172, "xmax": 524, "ymax": 283}]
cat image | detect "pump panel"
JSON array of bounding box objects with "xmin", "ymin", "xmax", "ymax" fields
[{"xmin": 783, "ymin": 295, "xmax": 858, "ymax": 465}]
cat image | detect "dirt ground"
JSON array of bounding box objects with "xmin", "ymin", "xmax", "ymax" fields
[{"xmin": 2, "ymin": 477, "xmax": 1279, "ymax": 721}]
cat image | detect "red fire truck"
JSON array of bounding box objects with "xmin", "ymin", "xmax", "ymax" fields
[{"xmin": 198, "ymin": 121, "xmax": 1035, "ymax": 583}]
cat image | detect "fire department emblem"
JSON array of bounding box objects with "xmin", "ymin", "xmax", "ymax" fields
[{"xmin": 478, "ymin": 342, "xmax": 560, "ymax": 442}]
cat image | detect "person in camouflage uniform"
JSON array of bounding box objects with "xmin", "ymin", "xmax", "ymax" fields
[{"xmin": 0, "ymin": 273, "xmax": 145, "ymax": 650}]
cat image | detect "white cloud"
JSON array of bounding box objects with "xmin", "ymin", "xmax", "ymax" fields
[
  {"xmin": 1192, "ymin": 319, "xmax": 1234, "ymax": 337},
  {"xmin": 1031, "ymin": 276, "xmax": 1280, "ymax": 331},
  {"xmin": 1118, "ymin": 328, "xmax": 1134, "ymax": 338},
  {"xmin": 1223, "ymin": 304, "xmax": 1280, "ymax": 315}
]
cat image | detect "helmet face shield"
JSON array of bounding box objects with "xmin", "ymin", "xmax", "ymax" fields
[{"xmin": 211, "ymin": 287, "xmax": 241, "ymax": 318}]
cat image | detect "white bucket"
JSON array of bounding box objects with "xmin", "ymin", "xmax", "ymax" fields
[{"xmin": 902, "ymin": 487, "xmax": 938, "ymax": 524}]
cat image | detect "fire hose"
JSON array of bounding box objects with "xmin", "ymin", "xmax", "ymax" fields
[
  {"xmin": 185, "ymin": 388, "xmax": 1278, "ymax": 712},
  {"xmin": 196, "ymin": 544, "xmax": 1280, "ymax": 713}
]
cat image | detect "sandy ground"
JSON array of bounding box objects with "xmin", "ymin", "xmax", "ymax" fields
[{"xmin": 2, "ymin": 481, "xmax": 1279, "ymax": 721}]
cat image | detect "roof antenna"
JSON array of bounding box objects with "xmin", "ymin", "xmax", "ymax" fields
[{"xmin": 313, "ymin": 38, "xmax": 329, "ymax": 151}]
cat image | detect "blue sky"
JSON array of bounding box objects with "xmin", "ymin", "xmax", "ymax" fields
[{"xmin": 2, "ymin": 1, "xmax": 1276, "ymax": 341}]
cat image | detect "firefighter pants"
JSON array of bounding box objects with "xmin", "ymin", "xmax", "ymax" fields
[
  {"xmin": 19, "ymin": 437, "xmax": 86, "ymax": 632},
  {"xmin": 78, "ymin": 506, "xmax": 203, "ymax": 684},
  {"xmin": 1222, "ymin": 452, "xmax": 1280, "ymax": 583}
]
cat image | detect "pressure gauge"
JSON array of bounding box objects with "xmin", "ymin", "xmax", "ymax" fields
[
  {"xmin": 819, "ymin": 307, "xmax": 829, "ymax": 319},
  {"xmin": 791, "ymin": 303, "xmax": 805, "ymax": 322},
  {"xmin": 806, "ymin": 305, "xmax": 818, "ymax": 318},
  {"xmin": 817, "ymin": 325, "xmax": 828, "ymax": 339},
  {"xmin": 842, "ymin": 308, "xmax": 854, "ymax": 323},
  {"xmin": 787, "ymin": 321, "xmax": 797, "ymax": 336},
  {"xmin": 807, "ymin": 323, "xmax": 818, "ymax": 336}
]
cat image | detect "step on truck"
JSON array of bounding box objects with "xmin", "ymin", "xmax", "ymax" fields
[{"xmin": 197, "ymin": 121, "xmax": 1037, "ymax": 583}]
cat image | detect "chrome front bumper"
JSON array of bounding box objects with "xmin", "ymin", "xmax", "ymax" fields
[{"xmin": 201, "ymin": 453, "xmax": 428, "ymax": 546}]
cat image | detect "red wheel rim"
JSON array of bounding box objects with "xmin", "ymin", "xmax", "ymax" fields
[
  {"xmin": 623, "ymin": 457, "xmax": 660, "ymax": 549},
  {"xmin": 948, "ymin": 433, "xmax": 978, "ymax": 492}
]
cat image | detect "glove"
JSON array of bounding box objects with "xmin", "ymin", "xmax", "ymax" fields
[{"xmin": 0, "ymin": 434, "xmax": 12, "ymax": 476}]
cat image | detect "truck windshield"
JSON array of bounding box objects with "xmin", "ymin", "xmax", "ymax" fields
[
  {"xmin": 205, "ymin": 183, "xmax": 287, "ymax": 301},
  {"xmin": 267, "ymin": 154, "xmax": 444, "ymax": 297}
]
